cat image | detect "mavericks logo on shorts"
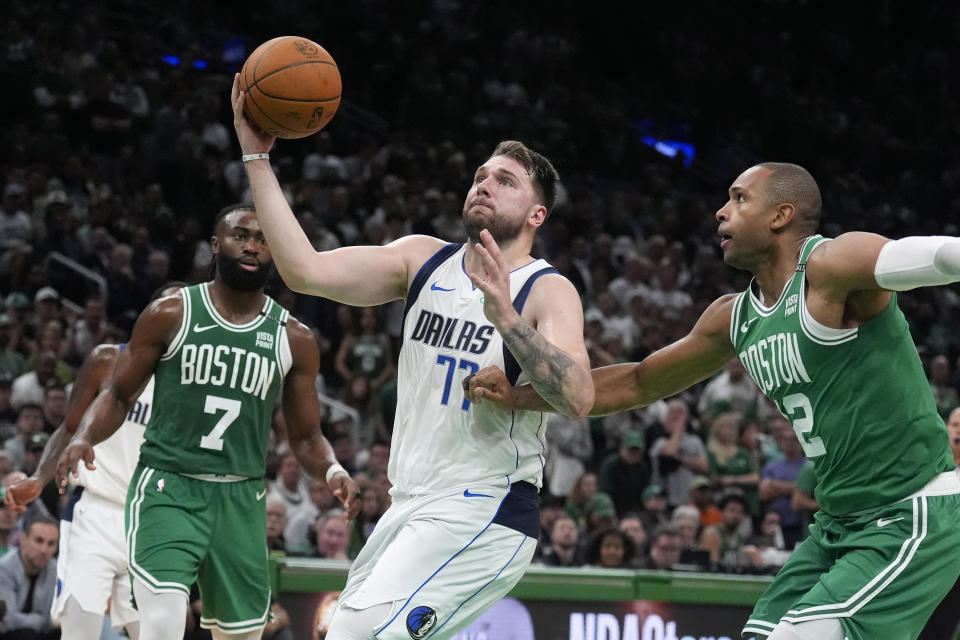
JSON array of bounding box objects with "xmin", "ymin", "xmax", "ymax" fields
[{"xmin": 406, "ymin": 605, "xmax": 437, "ymax": 639}]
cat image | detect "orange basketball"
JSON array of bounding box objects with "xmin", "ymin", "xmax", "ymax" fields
[{"xmin": 239, "ymin": 36, "xmax": 341, "ymax": 139}]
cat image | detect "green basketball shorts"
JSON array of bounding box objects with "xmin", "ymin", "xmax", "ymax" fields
[
  {"xmin": 125, "ymin": 464, "xmax": 271, "ymax": 634},
  {"xmin": 743, "ymin": 470, "xmax": 960, "ymax": 640}
]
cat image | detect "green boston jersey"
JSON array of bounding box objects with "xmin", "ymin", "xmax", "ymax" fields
[
  {"xmin": 140, "ymin": 283, "xmax": 292, "ymax": 477},
  {"xmin": 730, "ymin": 235, "xmax": 953, "ymax": 516}
]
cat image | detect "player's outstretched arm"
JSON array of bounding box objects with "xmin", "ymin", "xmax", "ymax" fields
[
  {"xmin": 282, "ymin": 317, "xmax": 360, "ymax": 519},
  {"xmin": 468, "ymin": 294, "xmax": 740, "ymax": 416},
  {"xmin": 231, "ymin": 74, "xmax": 443, "ymax": 306},
  {"xmin": 4, "ymin": 345, "xmax": 118, "ymax": 511},
  {"xmin": 56, "ymin": 297, "xmax": 179, "ymax": 489},
  {"xmin": 467, "ymin": 229, "xmax": 593, "ymax": 417}
]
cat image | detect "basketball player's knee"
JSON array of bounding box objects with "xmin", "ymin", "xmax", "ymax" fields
[
  {"xmin": 132, "ymin": 579, "xmax": 188, "ymax": 640},
  {"xmin": 325, "ymin": 602, "xmax": 394, "ymax": 640},
  {"xmin": 768, "ymin": 618, "xmax": 845, "ymax": 640}
]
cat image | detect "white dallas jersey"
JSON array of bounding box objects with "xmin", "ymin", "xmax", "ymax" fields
[
  {"xmin": 390, "ymin": 243, "xmax": 559, "ymax": 495},
  {"xmin": 73, "ymin": 375, "xmax": 153, "ymax": 505}
]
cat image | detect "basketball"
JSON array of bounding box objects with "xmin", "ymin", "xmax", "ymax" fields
[{"xmin": 239, "ymin": 36, "xmax": 341, "ymax": 139}]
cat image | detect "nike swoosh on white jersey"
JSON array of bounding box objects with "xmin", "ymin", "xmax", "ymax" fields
[{"xmin": 193, "ymin": 323, "xmax": 218, "ymax": 333}]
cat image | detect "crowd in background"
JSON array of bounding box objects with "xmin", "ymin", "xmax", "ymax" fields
[{"xmin": 2, "ymin": 0, "xmax": 960, "ymax": 635}]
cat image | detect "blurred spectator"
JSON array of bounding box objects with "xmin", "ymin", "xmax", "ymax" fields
[
  {"xmin": 699, "ymin": 494, "xmax": 750, "ymax": 569},
  {"xmin": 586, "ymin": 528, "xmax": 635, "ymax": 569},
  {"xmin": 544, "ymin": 413, "xmax": 593, "ymax": 498},
  {"xmin": 0, "ymin": 376, "xmax": 17, "ymax": 438},
  {"xmin": 688, "ymin": 476, "xmax": 722, "ymax": 529},
  {"xmin": 697, "ymin": 361, "xmax": 769, "ymax": 428},
  {"xmin": 743, "ymin": 510, "xmax": 791, "ymax": 571},
  {"xmin": 534, "ymin": 495, "xmax": 566, "ymax": 560},
  {"xmin": 637, "ymin": 484, "xmax": 670, "ymax": 537},
  {"xmin": 104, "ymin": 243, "xmax": 148, "ymax": 329},
  {"xmin": 597, "ymin": 429, "xmax": 650, "ymax": 516},
  {"xmin": 11, "ymin": 352, "xmax": 57, "ymax": 411},
  {"xmin": 706, "ymin": 411, "xmax": 760, "ymax": 519},
  {"xmin": 0, "ymin": 317, "xmax": 26, "ymax": 379},
  {"xmin": 539, "ymin": 514, "xmax": 583, "ymax": 567},
  {"xmin": 670, "ymin": 505, "xmax": 702, "ymax": 557},
  {"xmin": 3, "ymin": 405, "xmax": 44, "ymax": 471},
  {"xmin": 266, "ymin": 497, "xmax": 287, "ymax": 553},
  {"xmin": 348, "ymin": 486, "xmax": 385, "ymax": 560},
  {"xmin": 0, "ymin": 503, "xmax": 15, "ymax": 556},
  {"xmin": 648, "ymin": 399, "xmax": 708, "ymax": 508},
  {"xmin": 0, "ymin": 182, "xmax": 33, "ymax": 252},
  {"xmin": 759, "ymin": 421, "xmax": 808, "ymax": 548},
  {"xmin": 638, "ymin": 525, "xmax": 683, "ymax": 571},
  {"xmin": 0, "ymin": 515, "xmax": 59, "ymax": 640},
  {"xmin": 929, "ymin": 355, "xmax": 959, "ymax": 420},
  {"xmin": 284, "ymin": 480, "xmax": 338, "ymax": 556},
  {"xmin": 333, "ymin": 307, "xmax": 395, "ymax": 395},
  {"xmin": 583, "ymin": 492, "xmax": 618, "ymax": 537},
  {"xmin": 39, "ymin": 385, "xmax": 65, "ymax": 433},
  {"xmin": 563, "ymin": 472, "xmax": 597, "ymax": 529},
  {"xmin": 313, "ymin": 510, "xmax": 349, "ymax": 560},
  {"xmin": 25, "ymin": 322, "xmax": 71, "ymax": 385},
  {"xmin": 67, "ymin": 295, "xmax": 110, "ymax": 363},
  {"xmin": 618, "ymin": 514, "xmax": 647, "ymax": 566},
  {"xmin": 269, "ymin": 453, "xmax": 311, "ymax": 515}
]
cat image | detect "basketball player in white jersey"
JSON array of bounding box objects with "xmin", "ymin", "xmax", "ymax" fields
[
  {"xmin": 4, "ymin": 284, "xmax": 183, "ymax": 640},
  {"xmin": 233, "ymin": 76, "xmax": 594, "ymax": 639}
]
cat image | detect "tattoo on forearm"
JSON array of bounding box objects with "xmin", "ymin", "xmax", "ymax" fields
[{"xmin": 502, "ymin": 321, "xmax": 585, "ymax": 415}]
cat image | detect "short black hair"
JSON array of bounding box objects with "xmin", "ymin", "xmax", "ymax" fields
[
  {"xmin": 24, "ymin": 513, "xmax": 58, "ymax": 536},
  {"xmin": 755, "ymin": 162, "xmax": 822, "ymax": 234},
  {"xmin": 718, "ymin": 493, "xmax": 748, "ymax": 511}
]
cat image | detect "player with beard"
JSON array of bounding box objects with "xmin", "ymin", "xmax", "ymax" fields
[
  {"xmin": 231, "ymin": 76, "xmax": 593, "ymax": 640},
  {"xmin": 58, "ymin": 204, "xmax": 359, "ymax": 640}
]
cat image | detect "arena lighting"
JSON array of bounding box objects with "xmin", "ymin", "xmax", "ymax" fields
[
  {"xmin": 161, "ymin": 54, "xmax": 181, "ymax": 66},
  {"xmin": 193, "ymin": 60, "xmax": 208, "ymax": 69},
  {"xmin": 640, "ymin": 136, "xmax": 696, "ymax": 167}
]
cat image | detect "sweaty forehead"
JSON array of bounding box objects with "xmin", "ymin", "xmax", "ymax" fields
[{"xmin": 221, "ymin": 208, "xmax": 260, "ymax": 232}]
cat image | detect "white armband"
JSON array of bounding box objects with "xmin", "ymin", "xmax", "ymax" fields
[
  {"xmin": 874, "ymin": 236, "xmax": 960, "ymax": 291},
  {"xmin": 325, "ymin": 463, "xmax": 347, "ymax": 484}
]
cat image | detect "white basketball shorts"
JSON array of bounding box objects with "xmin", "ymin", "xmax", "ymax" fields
[
  {"xmin": 52, "ymin": 488, "xmax": 138, "ymax": 629},
  {"xmin": 337, "ymin": 480, "xmax": 539, "ymax": 640}
]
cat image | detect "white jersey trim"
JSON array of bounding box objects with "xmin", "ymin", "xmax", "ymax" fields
[
  {"xmin": 198, "ymin": 282, "xmax": 272, "ymax": 332},
  {"xmin": 160, "ymin": 289, "xmax": 191, "ymax": 361}
]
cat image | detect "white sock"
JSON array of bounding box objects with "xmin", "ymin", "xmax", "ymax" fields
[
  {"xmin": 132, "ymin": 578, "xmax": 189, "ymax": 640},
  {"xmin": 59, "ymin": 596, "xmax": 104, "ymax": 640}
]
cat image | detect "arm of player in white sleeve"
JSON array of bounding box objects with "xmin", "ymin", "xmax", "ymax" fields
[{"xmin": 874, "ymin": 236, "xmax": 960, "ymax": 291}]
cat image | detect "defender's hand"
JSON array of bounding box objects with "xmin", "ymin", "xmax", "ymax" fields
[
  {"xmin": 56, "ymin": 440, "xmax": 96, "ymax": 491},
  {"xmin": 329, "ymin": 473, "xmax": 361, "ymax": 520},
  {"xmin": 3, "ymin": 477, "xmax": 42, "ymax": 513},
  {"xmin": 231, "ymin": 73, "xmax": 276, "ymax": 155},
  {"xmin": 463, "ymin": 365, "xmax": 515, "ymax": 410}
]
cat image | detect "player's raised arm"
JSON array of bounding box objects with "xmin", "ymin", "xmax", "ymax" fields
[
  {"xmin": 281, "ymin": 317, "xmax": 359, "ymax": 519},
  {"xmin": 56, "ymin": 296, "xmax": 180, "ymax": 488},
  {"xmin": 231, "ymin": 74, "xmax": 442, "ymax": 305},
  {"xmin": 807, "ymin": 231, "xmax": 960, "ymax": 297},
  {"xmin": 3, "ymin": 345, "xmax": 118, "ymax": 510},
  {"xmin": 469, "ymin": 294, "xmax": 739, "ymax": 416}
]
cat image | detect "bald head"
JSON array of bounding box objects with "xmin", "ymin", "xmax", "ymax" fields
[{"xmin": 756, "ymin": 162, "xmax": 822, "ymax": 234}]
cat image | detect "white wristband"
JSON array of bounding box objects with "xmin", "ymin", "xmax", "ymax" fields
[
  {"xmin": 241, "ymin": 153, "xmax": 269, "ymax": 163},
  {"xmin": 325, "ymin": 463, "xmax": 347, "ymax": 484}
]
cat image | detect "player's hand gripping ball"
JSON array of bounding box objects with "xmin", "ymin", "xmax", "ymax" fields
[{"xmin": 239, "ymin": 36, "xmax": 341, "ymax": 139}]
